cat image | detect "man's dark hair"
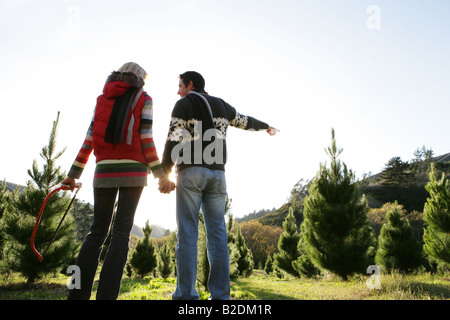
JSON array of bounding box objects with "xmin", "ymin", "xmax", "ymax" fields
[{"xmin": 179, "ymin": 71, "xmax": 206, "ymax": 93}]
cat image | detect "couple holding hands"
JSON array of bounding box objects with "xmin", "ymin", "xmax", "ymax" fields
[{"xmin": 63, "ymin": 62, "xmax": 277, "ymax": 300}]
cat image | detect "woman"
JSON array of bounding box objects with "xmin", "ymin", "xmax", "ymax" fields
[{"xmin": 63, "ymin": 62, "xmax": 174, "ymax": 300}]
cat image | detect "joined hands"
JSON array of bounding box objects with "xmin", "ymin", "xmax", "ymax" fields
[{"xmin": 159, "ymin": 176, "xmax": 176, "ymax": 194}]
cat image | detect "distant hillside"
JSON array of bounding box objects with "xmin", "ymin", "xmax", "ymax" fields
[
  {"xmin": 434, "ymin": 152, "xmax": 450, "ymax": 163},
  {"xmin": 235, "ymin": 208, "xmax": 274, "ymax": 223},
  {"xmin": 131, "ymin": 224, "xmax": 171, "ymax": 239},
  {"xmin": 239, "ymin": 152, "xmax": 450, "ymax": 228},
  {"xmin": 3, "ymin": 181, "xmax": 25, "ymax": 193},
  {"xmin": 257, "ymin": 202, "xmax": 302, "ymax": 227},
  {"xmin": 360, "ymin": 151, "xmax": 450, "ymax": 212}
]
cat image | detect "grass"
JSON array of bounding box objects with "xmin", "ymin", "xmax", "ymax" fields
[
  {"xmin": 0, "ymin": 269, "xmax": 449, "ymax": 300},
  {"xmin": 231, "ymin": 270, "xmax": 450, "ymax": 300}
]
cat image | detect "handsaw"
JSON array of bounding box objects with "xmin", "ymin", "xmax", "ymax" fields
[{"xmin": 30, "ymin": 182, "xmax": 82, "ymax": 262}]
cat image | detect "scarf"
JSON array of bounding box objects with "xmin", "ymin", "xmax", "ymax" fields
[
  {"xmin": 104, "ymin": 87, "xmax": 138, "ymax": 144},
  {"xmin": 103, "ymin": 71, "xmax": 144, "ymax": 144}
]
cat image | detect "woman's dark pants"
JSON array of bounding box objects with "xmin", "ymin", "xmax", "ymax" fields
[{"xmin": 68, "ymin": 186, "xmax": 143, "ymax": 300}]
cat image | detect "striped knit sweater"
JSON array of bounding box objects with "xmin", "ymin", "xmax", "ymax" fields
[{"xmin": 68, "ymin": 78, "xmax": 165, "ymax": 187}]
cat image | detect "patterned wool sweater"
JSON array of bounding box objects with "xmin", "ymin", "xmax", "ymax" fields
[
  {"xmin": 162, "ymin": 92, "xmax": 269, "ymax": 174},
  {"xmin": 68, "ymin": 76, "xmax": 165, "ymax": 187}
]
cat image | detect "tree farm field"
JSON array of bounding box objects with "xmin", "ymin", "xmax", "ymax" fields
[{"xmin": 1, "ymin": 269, "xmax": 448, "ymax": 300}]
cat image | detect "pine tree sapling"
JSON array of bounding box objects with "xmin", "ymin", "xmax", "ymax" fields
[
  {"xmin": 375, "ymin": 202, "xmax": 423, "ymax": 272},
  {"xmin": 129, "ymin": 220, "xmax": 157, "ymax": 277},
  {"xmin": 0, "ymin": 181, "xmax": 20, "ymax": 263},
  {"xmin": 227, "ymin": 214, "xmax": 240, "ymax": 280},
  {"xmin": 423, "ymin": 164, "xmax": 450, "ymax": 267},
  {"xmin": 235, "ymin": 224, "xmax": 254, "ymax": 277},
  {"xmin": 2, "ymin": 113, "xmax": 78, "ymax": 283},
  {"xmin": 158, "ymin": 240, "xmax": 174, "ymax": 278},
  {"xmin": 228, "ymin": 241, "xmax": 241, "ymax": 280},
  {"xmin": 227, "ymin": 214, "xmax": 255, "ymax": 279},
  {"xmin": 423, "ymin": 164, "xmax": 450, "ymax": 233},
  {"xmin": 293, "ymin": 224, "xmax": 321, "ymax": 278},
  {"xmin": 28, "ymin": 112, "xmax": 66, "ymax": 193},
  {"xmin": 412, "ymin": 146, "xmax": 434, "ymax": 173},
  {"xmin": 264, "ymin": 255, "xmax": 273, "ymax": 275},
  {"xmin": 273, "ymin": 207, "xmax": 300, "ymax": 276},
  {"xmin": 301, "ymin": 129, "xmax": 376, "ymax": 280}
]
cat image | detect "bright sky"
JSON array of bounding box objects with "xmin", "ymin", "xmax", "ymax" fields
[{"xmin": 1, "ymin": 0, "xmax": 449, "ymax": 231}]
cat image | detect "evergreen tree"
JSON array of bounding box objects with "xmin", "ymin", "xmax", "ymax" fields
[
  {"xmin": 273, "ymin": 207, "xmax": 300, "ymax": 277},
  {"xmin": 238, "ymin": 220, "xmax": 282, "ymax": 270},
  {"xmin": 412, "ymin": 146, "xmax": 434, "ymax": 173},
  {"xmin": 129, "ymin": 220, "xmax": 157, "ymax": 277},
  {"xmin": 423, "ymin": 164, "xmax": 450, "ymax": 268},
  {"xmin": 0, "ymin": 181, "xmax": 19, "ymax": 264},
  {"xmin": 235, "ymin": 224, "xmax": 254, "ymax": 277},
  {"xmin": 1, "ymin": 113, "xmax": 78, "ymax": 283},
  {"xmin": 301, "ymin": 129, "xmax": 376, "ymax": 280},
  {"xmin": 226, "ymin": 214, "xmax": 240, "ymax": 280},
  {"xmin": 158, "ymin": 240, "xmax": 174, "ymax": 278},
  {"xmin": 71, "ymin": 199, "xmax": 94, "ymax": 242},
  {"xmin": 0, "ymin": 180, "xmax": 18, "ymax": 219},
  {"xmin": 293, "ymin": 226, "xmax": 321, "ymax": 278},
  {"xmin": 380, "ymin": 156, "xmax": 412, "ymax": 187},
  {"xmin": 227, "ymin": 211, "xmax": 235, "ymax": 243},
  {"xmin": 264, "ymin": 255, "xmax": 273, "ymax": 275},
  {"xmin": 375, "ymin": 202, "xmax": 423, "ymax": 272}
]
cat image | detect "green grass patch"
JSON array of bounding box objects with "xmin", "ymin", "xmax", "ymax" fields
[
  {"xmin": 1, "ymin": 269, "xmax": 448, "ymax": 300},
  {"xmin": 231, "ymin": 270, "xmax": 450, "ymax": 300}
]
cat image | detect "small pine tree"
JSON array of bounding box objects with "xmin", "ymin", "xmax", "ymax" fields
[
  {"xmin": 226, "ymin": 214, "xmax": 240, "ymax": 280},
  {"xmin": 0, "ymin": 180, "xmax": 18, "ymax": 219},
  {"xmin": 0, "ymin": 181, "xmax": 19, "ymax": 264},
  {"xmin": 273, "ymin": 207, "xmax": 300, "ymax": 277},
  {"xmin": 264, "ymin": 255, "xmax": 273, "ymax": 275},
  {"xmin": 1, "ymin": 113, "xmax": 78, "ymax": 283},
  {"xmin": 412, "ymin": 146, "xmax": 434, "ymax": 173},
  {"xmin": 227, "ymin": 212, "xmax": 235, "ymax": 244},
  {"xmin": 293, "ymin": 227, "xmax": 321, "ymax": 278},
  {"xmin": 0, "ymin": 179, "xmax": 19, "ymax": 262},
  {"xmin": 235, "ymin": 224, "xmax": 254, "ymax": 277},
  {"xmin": 423, "ymin": 164, "xmax": 450, "ymax": 268},
  {"xmin": 71, "ymin": 199, "xmax": 94, "ymax": 242},
  {"xmin": 158, "ymin": 240, "xmax": 174, "ymax": 278},
  {"xmin": 375, "ymin": 202, "xmax": 423, "ymax": 272},
  {"xmin": 129, "ymin": 220, "xmax": 157, "ymax": 277},
  {"xmin": 301, "ymin": 129, "xmax": 376, "ymax": 280}
]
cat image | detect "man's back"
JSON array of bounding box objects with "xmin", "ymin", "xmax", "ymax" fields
[{"xmin": 162, "ymin": 92, "xmax": 269, "ymax": 174}]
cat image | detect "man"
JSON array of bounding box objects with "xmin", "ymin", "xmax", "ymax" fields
[{"xmin": 162, "ymin": 71, "xmax": 278, "ymax": 300}]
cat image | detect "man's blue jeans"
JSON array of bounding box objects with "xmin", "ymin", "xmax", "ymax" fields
[{"xmin": 172, "ymin": 167, "xmax": 230, "ymax": 300}]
